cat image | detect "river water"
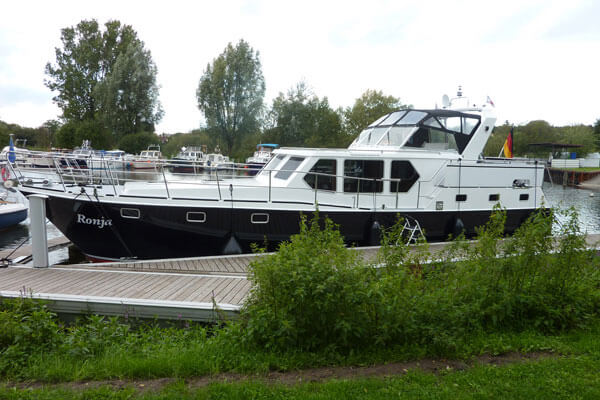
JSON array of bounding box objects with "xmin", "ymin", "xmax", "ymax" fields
[{"xmin": 1, "ymin": 181, "xmax": 599, "ymax": 264}]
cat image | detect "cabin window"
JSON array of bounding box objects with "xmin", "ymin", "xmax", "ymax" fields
[
  {"xmin": 456, "ymin": 194, "xmax": 467, "ymax": 202},
  {"xmin": 344, "ymin": 160, "xmax": 383, "ymax": 193},
  {"xmin": 404, "ymin": 127, "xmax": 458, "ymax": 151},
  {"xmin": 304, "ymin": 159, "xmax": 336, "ymax": 191},
  {"xmin": 251, "ymin": 213, "xmax": 269, "ymax": 224},
  {"xmin": 186, "ymin": 211, "xmax": 206, "ymax": 223},
  {"xmin": 120, "ymin": 208, "xmax": 140, "ymax": 219},
  {"xmin": 275, "ymin": 157, "xmax": 304, "ymax": 180},
  {"xmin": 390, "ymin": 161, "xmax": 420, "ymax": 192},
  {"xmin": 489, "ymin": 194, "xmax": 500, "ymax": 201},
  {"xmin": 397, "ymin": 110, "xmax": 427, "ymax": 125},
  {"xmin": 379, "ymin": 111, "xmax": 406, "ymax": 125},
  {"xmin": 520, "ymin": 194, "xmax": 529, "ymax": 201},
  {"xmin": 264, "ymin": 154, "xmax": 285, "ymax": 172},
  {"xmin": 377, "ymin": 126, "xmax": 415, "ymax": 146}
]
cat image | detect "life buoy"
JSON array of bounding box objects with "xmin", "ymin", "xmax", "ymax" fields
[{"xmin": 1, "ymin": 167, "xmax": 9, "ymax": 181}]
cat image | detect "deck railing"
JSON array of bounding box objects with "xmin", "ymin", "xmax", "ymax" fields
[{"xmin": 4, "ymin": 150, "xmax": 544, "ymax": 211}]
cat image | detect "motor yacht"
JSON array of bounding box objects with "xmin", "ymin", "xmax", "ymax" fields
[{"xmin": 12, "ymin": 91, "xmax": 545, "ymax": 261}]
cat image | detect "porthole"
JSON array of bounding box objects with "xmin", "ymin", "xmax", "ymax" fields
[
  {"xmin": 519, "ymin": 194, "xmax": 529, "ymax": 201},
  {"xmin": 251, "ymin": 213, "xmax": 269, "ymax": 224},
  {"xmin": 120, "ymin": 208, "xmax": 140, "ymax": 219},
  {"xmin": 456, "ymin": 194, "xmax": 467, "ymax": 202},
  {"xmin": 489, "ymin": 194, "xmax": 500, "ymax": 201},
  {"xmin": 186, "ymin": 211, "xmax": 206, "ymax": 223}
]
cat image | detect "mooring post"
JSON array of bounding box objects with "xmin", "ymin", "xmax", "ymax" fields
[{"xmin": 29, "ymin": 194, "xmax": 49, "ymax": 268}]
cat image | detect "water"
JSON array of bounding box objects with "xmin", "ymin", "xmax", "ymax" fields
[{"xmin": 1, "ymin": 180, "xmax": 599, "ymax": 263}]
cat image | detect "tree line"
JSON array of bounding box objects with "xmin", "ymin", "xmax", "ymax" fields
[{"xmin": 2, "ymin": 18, "xmax": 599, "ymax": 160}]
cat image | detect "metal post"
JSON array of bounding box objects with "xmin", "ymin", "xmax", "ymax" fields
[
  {"xmin": 29, "ymin": 194, "xmax": 49, "ymax": 268},
  {"xmin": 314, "ymin": 174, "xmax": 318, "ymax": 205},
  {"xmin": 268, "ymin": 170, "xmax": 272, "ymax": 202},
  {"xmin": 161, "ymin": 166, "xmax": 170, "ymax": 199}
]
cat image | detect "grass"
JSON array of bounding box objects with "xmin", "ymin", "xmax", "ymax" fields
[
  {"xmin": 2, "ymin": 208, "xmax": 599, "ymax": 398},
  {"xmin": 2, "ymin": 337, "xmax": 600, "ymax": 399}
]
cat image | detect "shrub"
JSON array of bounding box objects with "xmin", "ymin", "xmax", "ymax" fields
[
  {"xmin": 242, "ymin": 214, "xmax": 375, "ymax": 351},
  {"xmin": 0, "ymin": 297, "xmax": 61, "ymax": 372},
  {"xmin": 242, "ymin": 207, "xmax": 600, "ymax": 352}
]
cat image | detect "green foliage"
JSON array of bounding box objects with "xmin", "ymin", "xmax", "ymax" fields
[
  {"xmin": 0, "ymin": 298, "xmax": 61, "ymax": 371},
  {"xmin": 160, "ymin": 130, "xmax": 212, "ymax": 158},
  {"xmin": 54, "ymin": 120, "xmax": 113, "ymax": 149},
  {"xmin": 243, "ymin": 207, "xmax": 600, "ymax": 352},
  {"xmin": 61, "ymin": 315, "xmax": 131, "ymax": 358},
  {"xmin": 264, "ymin": 82, "xmax": 348, "ymax": 148},
  {"xmin": 343, "ymin": 89, "xmax": 409, "ymax": 137},
  {"xmin": 118, "ymin": 132, "xmax": 159, "ymax": 154},
  {"xmin": 45, "ymin": 19, "xmax": 162, "ymax": 139},
  {"xmin": 243, "ymin": 214, "xmax": 373, "ymax": 351},
  {"xmin": 484, "ymin": 120, "xmax": 598, "ymax": 157},
  {"xmin": 94, "ymin": 42, "xmax": 163, "ymax": 138},
  {"xmin": 197, "ymin": 39, "xmax": 265, "ymax": 155}
]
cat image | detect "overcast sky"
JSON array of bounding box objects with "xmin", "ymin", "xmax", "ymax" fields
[{"xmin": 1, "ymin": 0, "xmax": 599, "ymax": 134}]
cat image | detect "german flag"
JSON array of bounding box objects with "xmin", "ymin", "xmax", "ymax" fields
[{"xmin": 503, "ymin": 127, "xmax": 513, "ymax": 158}]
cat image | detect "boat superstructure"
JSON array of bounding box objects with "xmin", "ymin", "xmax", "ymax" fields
[{"xmin": 9, "ymin": 91, "xmax": 545, "ymax": 261}]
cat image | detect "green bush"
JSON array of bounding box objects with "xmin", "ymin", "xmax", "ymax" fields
[
  {"xmin": 0, "ymin": 298, "xmax": 61, "ymax": 371},
  {"xmin": 242, "ymin": 208, "xmax": 600, "ymax": 352},
  {"xmin": 243, "ymin": 214, "xmax": 376, "ymax": 351}
]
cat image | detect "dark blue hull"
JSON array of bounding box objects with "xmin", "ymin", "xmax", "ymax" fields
[{"xmin": 0, "ymin": 208, "xmax": 28, "ymax": 230}]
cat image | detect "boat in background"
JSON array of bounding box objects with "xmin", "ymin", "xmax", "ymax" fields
[
  {"xmin": 126, "ymin": 145, "xmax": 162, "ymax": 170},
  {"xmin": 0, "ymin": 189, "xmax": 27, "ymax": 230},
  {"xmin": 169, "ymin": 146, "xmax": 206, "ymax": 173},
  {"xmin": 203, "ymin": 146, "xmax": 234, "ymax": 171},
  {"xmin": 245, "ymin": 143, "xmax": 278, "ymax": 175}
]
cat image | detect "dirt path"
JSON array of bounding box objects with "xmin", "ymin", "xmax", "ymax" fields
[{"xmin": 5, "ymin": 351, "xmax": 556, "ymax": 394}]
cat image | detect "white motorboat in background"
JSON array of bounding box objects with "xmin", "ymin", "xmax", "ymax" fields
[
  {"xmin": 245, "ymin": 143, "xmax": 278, "ymax": 175},
  {"xmin": 126, "ymin": 145, "xmax": 162, "ymax": 170},
  {"xmin": 169, "ymin": 146, "xmax": 206, "ymax": 173}
]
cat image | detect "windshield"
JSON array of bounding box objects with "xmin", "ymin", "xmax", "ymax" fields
[{"xmin": 350, "ymin": 109, "xmax": 480, "ymax": 153}]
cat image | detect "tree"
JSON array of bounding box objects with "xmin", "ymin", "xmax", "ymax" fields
[
  {"xmin": 264, "ymin": 82, "xmax": 346, "ymax": 148},
  {"xmin": 594, "ymin": 118, "xmax": 600, "ymax": 148},
  {"xmin": 45, "ymin": 19, "xmax": 162, "ymax": 140},
  {"xmin": 118, "ymin": 132, "xmax": 159, "ymax": 154},
  {"xmin": 556, "ymin": 125, "xmax": 596, "ymax": 157},
  {"xmin": 94, "ymin": 42, "xmax": 163, "ymax": 138},
  {"xmin": 196, "ymin": 40, "xmax": 265, "ymax": 155},
  {"xmin": 343, "ymin": 90, "xmax": 409, "ymax": 137},
  {"xmin": 54, "ymin": 120, "xmax": 112, "ymax": 150}
]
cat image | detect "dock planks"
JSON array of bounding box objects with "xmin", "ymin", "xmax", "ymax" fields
[{"xmin": 2, "ymin": 234, "xmax": 599, "ymax": 322}]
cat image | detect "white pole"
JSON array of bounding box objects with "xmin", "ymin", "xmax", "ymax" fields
[{"xmin": 29, "ymin": 194, "xmax": 49, "ymax": 268}]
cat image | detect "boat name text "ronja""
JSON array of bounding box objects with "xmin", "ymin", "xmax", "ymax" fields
[{"xmin": 76, "ymin": 214, "xmax": 112, "ymax": 229}]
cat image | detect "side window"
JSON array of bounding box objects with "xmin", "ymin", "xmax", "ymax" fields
[
  {"xmin": 304, "ymin": 159, "xmax": 337, "ymax": 191},
  {"xmin": 390, "ymin": 161, "xmax": 420, "ymax": 192},
  {"xmin": 343, "ymin": 160, "xmax": 383, "ymax": 193},
  {"xmin": 274, "ymin": 157, "xmax": 304, "ymax": 180}
]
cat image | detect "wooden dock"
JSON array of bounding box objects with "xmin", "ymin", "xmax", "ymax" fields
[
  {"xmin": 0, "ymin": 236, "xmax": 71, "ymax": 264},
  {"xmin": 1, "ymin": 235, "xmax": 598, "ymax": 322}
]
